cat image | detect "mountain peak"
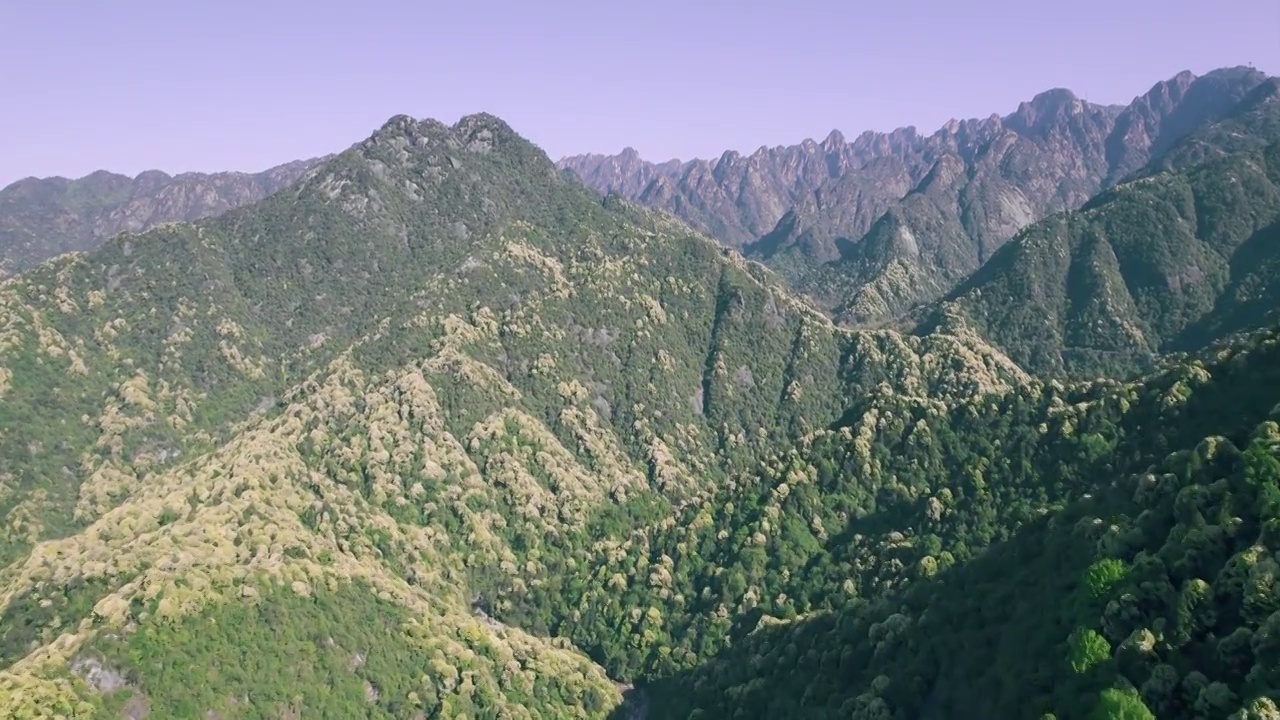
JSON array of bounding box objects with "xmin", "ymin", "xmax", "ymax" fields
[
  {"xmin": 376, "ymin": 113, "xmax": 419, "ymax": 137},
  {"xmin": 1029, "ymin": 87, "xmax": 1081, "ymax": 111},
  {"xmin": 1005, "ymin": 87, "xmax": 1090, "ymax": 136},
  {"xmin": 133, "ymin": 169, "xmax": 171, "ymax": 182},
  {"xmin": 715, "ymin": 149, "xmax": 743, "ymax": 171},
  {"xmin": 369, "ymin": 112, "xmax": 517, "ymax": 146},
  {"xmin": 452, "ymin": 112, "xmax": 518, "ymax": 152},
  {"xmin": 360, "ymin": 112, "xmax": 545, "ymax": 168},
  {"xmin": 1203, "ymin": 65, "xmax": 1269, "ymax": 83},
  {"xmin": 1136, "ymin": 70, "xmax": 1197, "ymax": 108},
  {"xmin": 915, "ymin": 152, "xmax": 966, "ymax": 194},
  {"xmin": 453, "ymin": 111, "xmax": 510, "ymax": 128}
]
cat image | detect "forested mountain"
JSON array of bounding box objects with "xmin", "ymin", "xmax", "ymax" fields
[
  {"xmin": 1, "ymin": 72, "xmax": 1279, "ymax": 720},
  {"xmin": 0, "ymin": 113, "xmax": 1026, "ymax": 718},
  {"xmin": 560, "ymin": 68, "xmax": 1271, "ymax": 323},
  {"xmin": 919, "ymin": 78, "xmax": 1280, "ymax": 379},
  {"xmin": 643, "ymin": 323, "xmax": 1280, "ymax": 720},
  {"xmin": 0, "ymin": 158, "xmax": 323, "ymax": 278}
]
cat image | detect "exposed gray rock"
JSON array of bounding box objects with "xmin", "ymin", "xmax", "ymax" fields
[
  {"xmin": 70, "ymin": 655, "xmax": 129, "ymax": 693},
  {"xmin": 560, "ymin": 67, "xmax": 1270, "ymax": 323}
]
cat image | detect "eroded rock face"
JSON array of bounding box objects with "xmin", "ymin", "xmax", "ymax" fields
[
  {"xmin": 69, "ymin": 655, "xmax": 129, "ymax": 693},
  {"xmin": 560, "ymin": 67, "xmax": 1270, "ymax": 321}
]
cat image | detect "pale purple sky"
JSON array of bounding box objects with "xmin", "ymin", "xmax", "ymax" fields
[{"xmin": 1, "ymin": 0, "xmax": 1277, "ymax": 185}]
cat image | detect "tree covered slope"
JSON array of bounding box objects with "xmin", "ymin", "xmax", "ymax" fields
[
  {"xmin": 919, "ymin": 80, "xmax": 1280, "ymax": 379},
  {"xmin": 0, "ymin": 114, "xmax": 1027, "ymax": 719},
  {"xmin": 639, "ymin": 324, "xmax": 1280, "ymax": 720}
]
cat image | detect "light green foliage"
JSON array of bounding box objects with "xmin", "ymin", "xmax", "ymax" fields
[
  {"xmin": 91, "ymin": 581, "xmax": 618, "ymax": 719},
  {"xmin": 1092, "ymin": 688, "xmax": 1155, "ymax": 720},
  {"xmin": 1069, "ymin": 628, "xmax": 1112, "ymax": 673},
  {"xmin": 1084, "ymin": 559, "xmax": 1129, "ymax": 601}
]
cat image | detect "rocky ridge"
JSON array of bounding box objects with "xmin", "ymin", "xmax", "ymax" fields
[{"xmin": 560, "ymin": 67, "xmax": 1271, "ymax": 323}]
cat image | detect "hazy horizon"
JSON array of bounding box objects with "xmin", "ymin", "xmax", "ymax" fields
[{"xmin": 2, "ymin": 0, "xmax": 1277, "ymax": 186}]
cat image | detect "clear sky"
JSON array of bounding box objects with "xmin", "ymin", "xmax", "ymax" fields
[{"xmin": 1, "ymin": 0, "xmax": 1277, "ymax": 185}]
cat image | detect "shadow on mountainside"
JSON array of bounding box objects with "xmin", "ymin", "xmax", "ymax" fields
[
  {"xmin": 1174, "ymin": 219, "xmax": 1280, "ymax": 351},
  {"xmin": 620, "ymin": 501, "xmax": 1102, "ymax": 720},
  {"xmin": 623, "ymin": 425, "xmax": 1277, "ymax": 720},
  {"xmin": 607, "ymin": 685, "xmax": 650, "ymax": 720},
  {"xmin": 609, "ymin": 330, "xmax": 1280, "ymax": 720}
]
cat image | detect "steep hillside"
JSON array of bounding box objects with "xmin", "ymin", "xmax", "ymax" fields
[
  {"xmin": 0, "ymin": 114, "xmax": 1028, "ymax": 718},
  {"xmin": 920, "ymin": 80, "xmax": 1280, "ymax": 379},
  {"xmin": 0, "ymin": 158, "xmax": 323, "ymax": 277},
  {"xmin": 562, "ymin": 68, "xmax": 1270, "ymax": 323},
  {"xmin": 639, "ymin": 323, "xmax": 1280, "ymax": 720}
]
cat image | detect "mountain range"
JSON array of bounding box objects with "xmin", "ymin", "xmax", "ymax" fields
[
  {"xmin": 0, "ymin": 65, "xmax": 1278, "ymax": 720},
  {"xmin": 560, "ymin": 67, "xmax": 1271, "ymax": 328},
  {"xmin": 917, "ymin": 77, "xmax": 1280, "ymax": 378},
  {"xmin": 0, "ymin": 159, "xmax": 325, "ymax": 278}
]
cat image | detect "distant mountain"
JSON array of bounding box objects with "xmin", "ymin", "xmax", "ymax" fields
[
  {"xmin": 0, "ymin": 158, "xmax": 325, "ymax": 277},
  {"xmin": 561, "ymin": 146, "xmax": 687, "ymax": 199},
  {"xmin": 560, "ymin": 67, "xmax": 1272, "ymax": 323},
  {"xmin": 916, "ymin": 78, "xmax": 1280, "ymax": 379}
]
